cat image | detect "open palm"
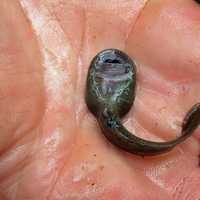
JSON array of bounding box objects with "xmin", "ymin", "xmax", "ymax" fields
[{"xmin": 0, "ymin": 0, "xmax": 200, "ymax": 199}]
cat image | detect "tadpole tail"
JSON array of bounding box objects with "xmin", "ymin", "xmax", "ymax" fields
[{"xmin": 98, "ymin": 103, "xmax": 200, "ymax": 156}]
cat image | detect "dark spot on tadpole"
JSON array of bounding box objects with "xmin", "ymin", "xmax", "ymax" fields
[{"xmin": 104, "ymin": 59, "xmax": 121, "ymax": 64}]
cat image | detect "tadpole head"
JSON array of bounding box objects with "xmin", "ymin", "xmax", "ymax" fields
[{"xmin": 85, "ymin": 49, "xmax": 136, "ymax": 118}]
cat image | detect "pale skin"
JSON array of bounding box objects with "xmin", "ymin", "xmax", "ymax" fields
[{"xmin": 0, "ymin": 0, "xmax": 200, "ymax": 199}]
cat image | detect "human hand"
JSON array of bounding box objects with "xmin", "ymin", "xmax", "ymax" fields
[{"xmin": 0, "ymin": 0, "xmax": 200, "ymax": 199}]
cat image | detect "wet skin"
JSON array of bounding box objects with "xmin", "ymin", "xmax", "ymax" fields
[
  {"xmin": 86, "ymin": 49, "xmax": 200, "ymax": 156},
  {"xmin": 1, "ymin": 0, "xmax": 200, "ymax": 199}
]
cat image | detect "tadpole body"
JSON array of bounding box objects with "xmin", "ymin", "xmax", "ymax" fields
[{"xmin": 85, "ymin": 49, "xmax": 200, "ymax": 156}]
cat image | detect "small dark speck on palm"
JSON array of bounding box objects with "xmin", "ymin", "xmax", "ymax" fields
[{"xmin": 199, "ymin": 154, "xmax": 200, "ymax": 167}]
